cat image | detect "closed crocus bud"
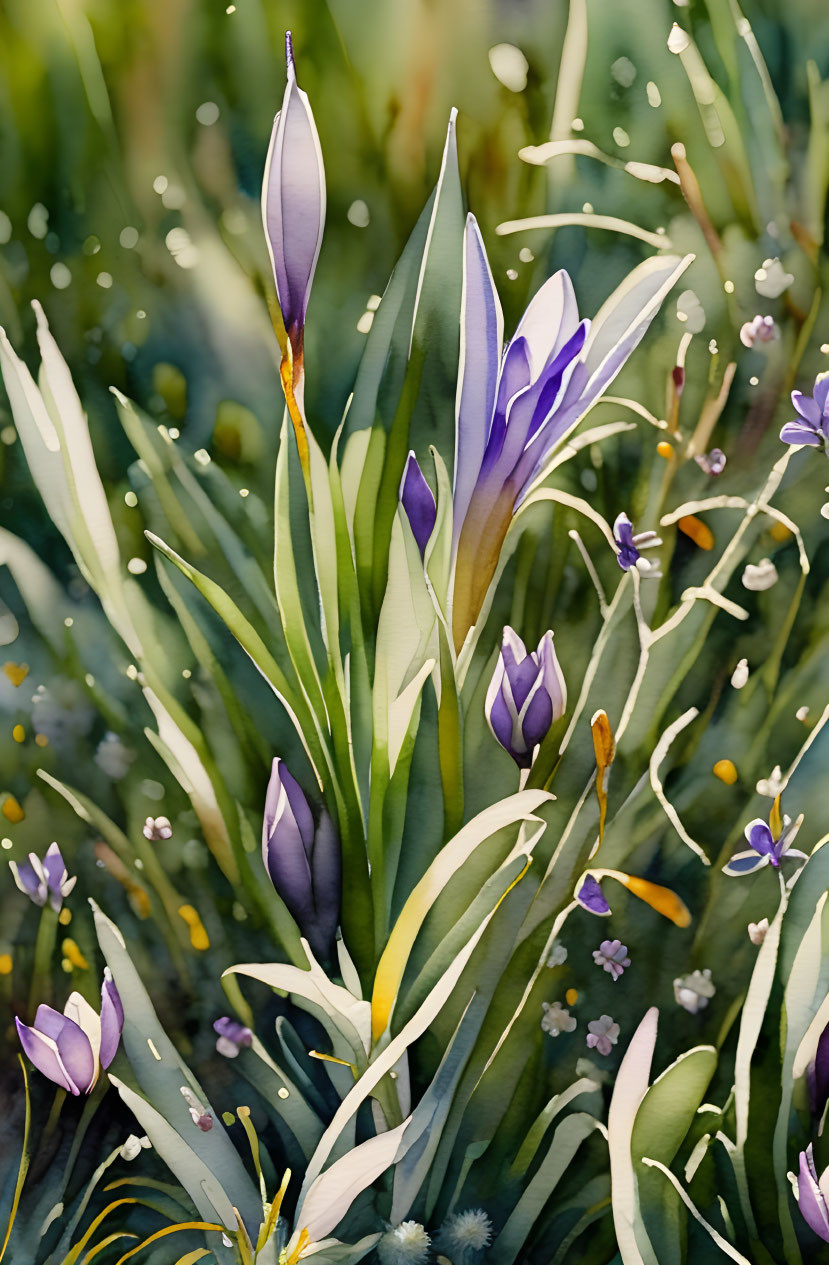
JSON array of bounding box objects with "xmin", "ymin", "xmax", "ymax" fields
[
  {"xmin": 797, "ymin": 1145, "xmax": 829, "ymax": 1242},
  {"xmin": 262, "ymin": 31, "xmax": 325, "ymax": 351},
  {"xmin": 400, "ymin": 452, "xmax": 437, "ymax": 556},
  {"xmin": 10, "ymin": 841, "xmax": 75, "ymax": 911},
  {"xmin": 16, "ymin": 973, "xmax": 123, "ymax": 1095},
  {"xmin": 262, "ymin": 758, "xmax": 340, "ymax": 958},
  {"xmin": 485, "ymin": 628, "xmax": 566, "ymax": 767}
]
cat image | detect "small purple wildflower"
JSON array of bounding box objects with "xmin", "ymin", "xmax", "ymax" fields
[
  {"xmin": 586, "ymin": 1015, "xmax": 619, "ymax": 1056},
  {"xmin": 612, "ymin": 513, "xmax": 662, "ymax": 577},
  {"xmin": 739, "ymin": 314, "xmax": 777, "ymax": 348},
  {"xmin": 592, "ymin": 939, "xmax": 631, "ymax": 981},
  {"xmin": 723, "ymin": 814, "xmax": 807, "ymax": 877},
  {"xmin": 694, "ymin": 448, "xmax": 726, "ymax": 476},
  {"xmin": 214, "ymin": 1016, "xmax": 253, "ymax": 1058}
]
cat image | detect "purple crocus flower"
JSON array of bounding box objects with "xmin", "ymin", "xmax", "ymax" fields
[
  {"xmin": 214, "ymin": 1016, "xmax": 253, "ymax": 1059},
  {"xmin": 485, "ymin": 627, "xmax": 566, "ymax": 767},
  {"xmin": 612, "ymin": 513, "xmax": 662, "ymax": 575},
  {"xmin": 796, "ymin": 1145, "xmax": 829, "ymax": 1242},
  {"xmin": 401, "ymin": 452, "xmax": 437, "ymax": 556},
  {"xmin": 780, "ymin": 377, "xmax": 829, "ymax": 452},
  {"xmin": 575, "ymin": 874, "xmax": 611, "ymax": 916},
  {"xmin": 447, "ymin": 215, "xmax": 691, "ymax": 649},
  {"xmin": 9, "ymin": 842, "xmax": 75, "ymax": 911},
  {"xmin": 722, "ymin": 815, "xmax": 807, "ymax": 876},
  {"xmin": 262, "ymin": 32, "xmax": 325, "ymax": 351},
  {"xmin": 262, "ymin": 758, "xmax": 340, "ymax": 958},
  {"xmin": 16, "ymin": 969, "xmax": 123, "ymax": 1095}
]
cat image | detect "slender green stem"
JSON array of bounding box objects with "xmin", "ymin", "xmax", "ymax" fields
[{"xmin": 29, "ymin": 904, "xmax": 59, "ymax": 1012}]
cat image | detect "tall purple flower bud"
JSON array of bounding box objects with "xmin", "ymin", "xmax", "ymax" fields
[
  {"xmin": 262, "ymin": 758, "xmax": 340, "ymax": 958},
  {"xmin": 262, "ymin": 32, "xmax": 325, "ymax": 348},
  {"xmin": 485, "ymin": 628, "xmax": 566, "ymax": 767},
  {"xmin": 262, "ymin": 32, "xmax": 326, "ymax": 472},
  {"xmin": 16, "ymin": 971, "xmax": 123, "ymax": 1095},
  {"xmin": 400, "ymin": 452, "xmax": 437, "ymax": 556}
]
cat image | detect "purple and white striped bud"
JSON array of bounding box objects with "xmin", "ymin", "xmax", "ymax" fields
[
  {"xmin": 262, "ymin": 32, "xmax": 326, "ymax": 347},
  {"xmin": 16, "ymin": 972, "xmax": 123, "ymax": 1095},
  {"xmin": 10, "ymin": 842, "xmax": 75, "ymax": 912},
  {"xmin": 262, "ymin": 758, "xmax": 340, "ymax": 958},
  {"xmin": 485, "ymin": 628, "xmax": 566, "ymax": 767}
]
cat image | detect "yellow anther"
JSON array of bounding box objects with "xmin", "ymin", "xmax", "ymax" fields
[
  {"xmin": 1, "ymin": 796, "xmax": 24, "ymax": 823},
  {"xmin": 565, "ymin": 988, "xmax": 578, "ymax": 1006},
  {"xmin": 62, "ymin": 938, "xmax": 89, "ymax": 969},
  {"xmin": 3, "ymin": 662, "xmax": 28, "ymax": 687},
  {"xmin": 11, "ymin": 724, "xmax": 24, "ymax": 743},
  {"xmin": 58, "ymin": 908, "xmax": 72, "ymax": 925},
  {"xmin": 713, "ymin": 759, "xmax": 738, "ymax": 785},
  {"xmin": 770, "ymin": 521, "xmax": 792, "ymax": 543},
  {"xmin": 177, "ymin": 904, "xmax": 210, "ymax": 950},
  {"xmin": 0, "ymin": 953, "xmax": 12, "ymax": 975},
  {"xmin": 656, "ymin": 440, "xmax": 674, "ymax": 459}
]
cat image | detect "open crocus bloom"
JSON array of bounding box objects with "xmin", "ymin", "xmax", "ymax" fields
[
  {"xmin": 780, "ymin": 376, "xmax": 829, "ymax": 451},
  {"xmin": 722, "ymin": 814, "xmax": 807, "ymax": 876},
  {"xmin": 9, "ymin": 841, "xmax": 75, "ymax": 911},
  {"xmin": 437, "ymin": 214, "xmax": 691, "ymax": 651},
  {"xmin": 16, "ymin": 970, "xmax": 123, "ymax": 1095}
]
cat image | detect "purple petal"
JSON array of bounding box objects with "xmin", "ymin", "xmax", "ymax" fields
[
  {"xmin": 486, "ymin": 682, "xmax": 523, "ymax": 762},
  {"xmin": 792, "ymin": 391, "xmax": 822, "ymax": 426},
  {"xmin": 814, "ymin": 376, "xmax": 829, "ymax": 413},
  {"xmin": 453, "ymin": 214, "xmax": 503, "ymax": 541},
  {"xmin": 16, "ymin": 1017, "xmax": 78, "ymax": 1094},
  {"xmin": 309, "ymin": 809, "xmax": 341, "ymax": 957},
  {"xmin": 798, "ymin": 1147, "xmax": 829, "ymax": 1242},
  {"xmin": 577, "ymin": 875, "xmax": 611, "ymax": 915},
  {"xmin": 746, "ymin": 819, "xmax": 776, "ymax": 859},
  {"xmin": 214, "ymin": 1017, "xmax": 253, "ymax": 1047},
  {"xmin": 520, "ymin": 683, "xmax": 553, "ymax": 751},
  {"xmin": 9, "ymin": 857, "xmax": 46, "ymax": 904},
  {"xmin": 536, "ymin": 632, "xmax": 566, "ymax": 720},
  {"xmin": 505, "ymin": 654, "xmax": 543, "ymax": 712},
  {"xmin": 263, "ymin": 759, "xmax": 315, "ymax": 924},
  {"xmin": 31, "ymin": 1005, "xmax": 95, "ymax": 1093},
  {"xmin": 722, "ymin": 850, "xmax": 769, "ymax": 876},
  {"xmin": 512, "ymin": 270, "xmax": 581, "ymax": 372},
  {"xmin": 262, "ymin": 33, "xmax": 326, "ymax": 337},
  {"xmin": 400, "ymin": 453, "xmax": 437, "ymax": 556},
  {"xmin": 780, "ymin": 421, "xmax": 822, "ymax": 447},
  {"xmin": 99, "ymin": 971, "xmax": 124, "ymax": 1069}
]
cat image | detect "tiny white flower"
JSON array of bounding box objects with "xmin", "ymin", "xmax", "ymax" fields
[
  {"xmin": 673, "ymin": 968, "xmax": 715, "ymax": 1013},
  {"xmin": 739, "ymin": 314, "xmax": 777, "ymax": 348},
  {"xmin": 756, "ymin": 765, "xmax": 785, "ymax": 798},
  {"xmin": 546, "ymin": 941, "xmax": 568, "ymax": 968},
  {"xmin": 143, "ymin": 815, "xmax": 172, "ymax": 841},
  {"xmin": 731, "ymin": 658, "xmax": 749, "ymax": 689},
  {"xmin": 120, "ymin": 1134, "xmax": 151, "ymax": 1161},
  {"xmin": 742, "ymin": 558, "xmax": 778, "ymax": 592},
  {"xmin": 541, "ymin": 1001, "xmax": 577, "ymax": 1036},
  {"xmin": 748, "ymin": 918, "xmax": 769, "ymax": 946},
  {"xmin": 440, "ymin": 1209, "xmax": 493, "ymax": 1256},
  {"xmin": 377, "ymin": 1221, "xmax": 431, "ymax": 1265}
]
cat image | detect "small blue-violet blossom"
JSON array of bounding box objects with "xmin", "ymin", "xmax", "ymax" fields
[
  {"xmin": 593, "ymin": 938, "xmax": 631, "ymax": 981},
  {"xmin": 10, "ymin": 842, "xmax": 75, "ymax": 911},
  {"xmin": 723, "ymin": 814, "xmax": 807, "ymax": 877},
  {"xmin": 16, "ymin": 970, "xmax": 123, "ymax": 1095},
  {"xmin": 262, "ymin": 758, "xmax": 340, "ymax": 958},
  {"xmin": 780, "ymin": 376, "xmax": 829, "ymax": 452},
  {"xmin": 485, "ymin": 627, "xmax": 566, "ymax": 767},
  {"xmin": 214, "ymin": 1016, "xmax": 253, "ymax": 1059},
  {"xmin": 796, "ymin": 1145, "xmax": 829, "ymax": 1243},
  {"xmin": 586, "ymin": 1015, "xmax": 619, "ymax": 1056},
  {"xmin": 613, "ymin": 513, "xmax": 662, "ymax": 576}
]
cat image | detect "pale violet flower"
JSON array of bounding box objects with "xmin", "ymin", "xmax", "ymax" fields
[
  {"xmin": 592, "ymin": 939, "xmax": 631, "ymax": 981},
  {"xmin": 586, "ymin": 1015, "xmax": 620, "ymax": 1056},
  {"xmin": 213, "ymin": 1017, "xmax": 252, "ymax": 1058},
  {"xmin": 377, "ymin": 1221, "xmax": 431, "ymax": 1265},
  {"xmin": 739, "ymin": 314, "xmax": 777, "ymax": 348},
  {"xmin": 10, "ymin": 842, "xmax": 75, "ymax": 911},
  {"xmin": 439, "ymin": 1209, "xmax": 493, "ymax": 1260},
  {"xmin": 694, "ymin": 447, "xmax": 726, "ymax": 476},
  {"xmin": 546, "ymin": 941, "xmax": 568, "ymax": 968},
  {"xmin": 541, "ymin": 1001, "xmax": 577, "ymax": 1036},
  {"xmin": 673, "ymin": 968, "xmax": 715, "ymax": 1013}
]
